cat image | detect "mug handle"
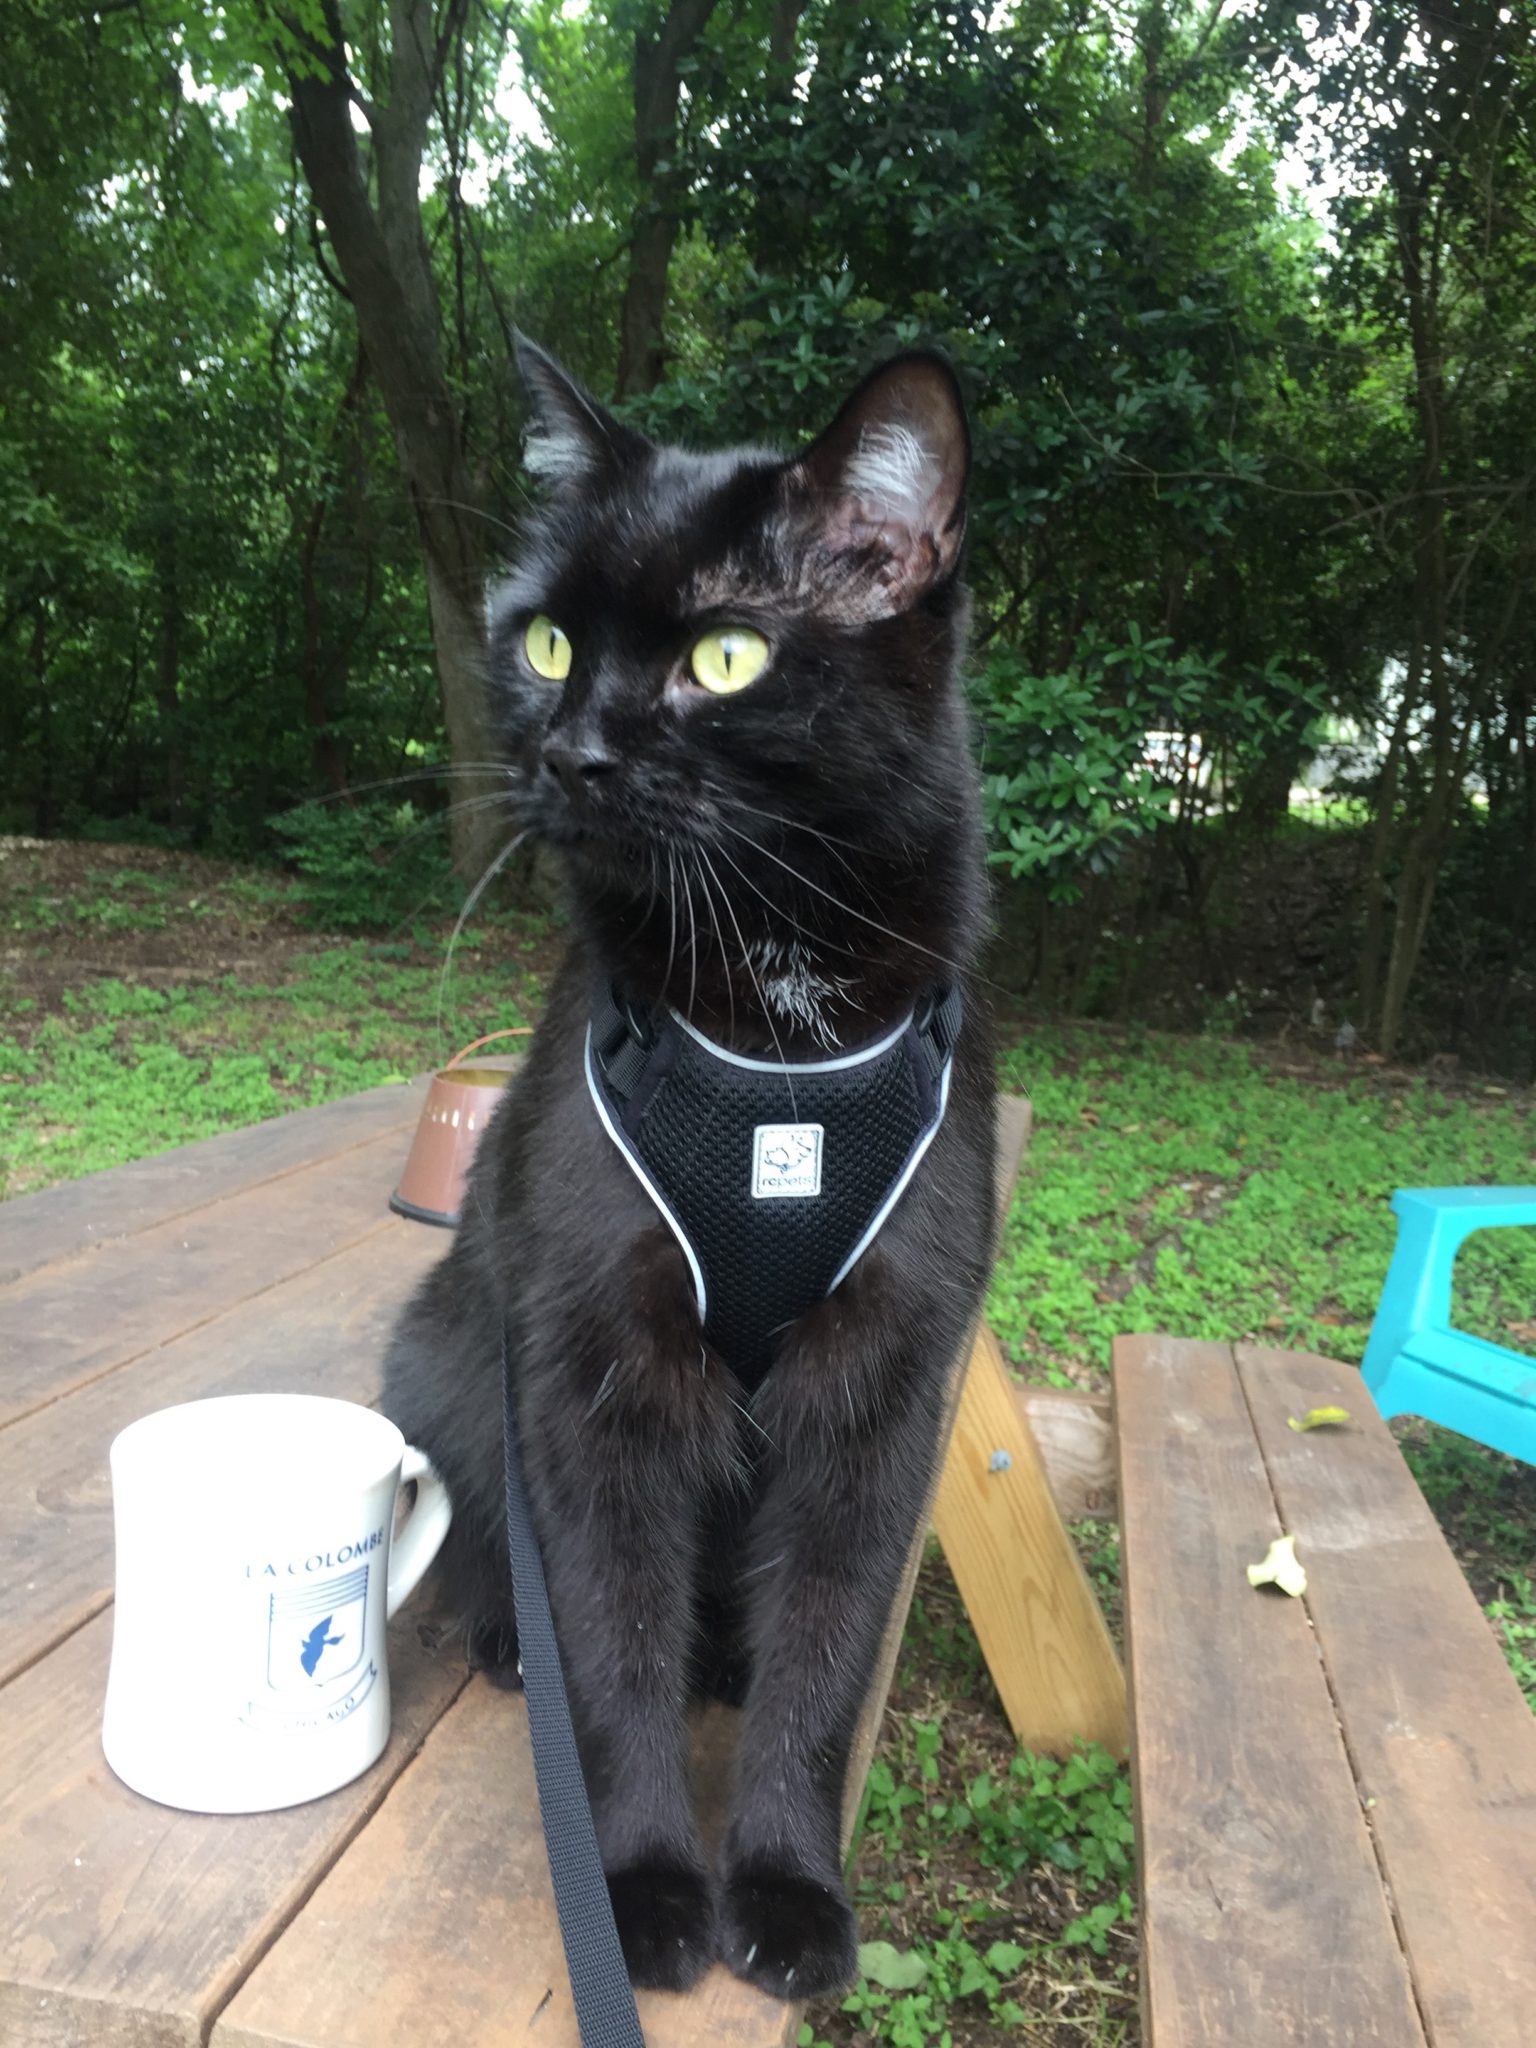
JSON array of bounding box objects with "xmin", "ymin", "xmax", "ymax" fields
[{"xmin": 388, "ymin": 1447, "xmax": 453, "ymax": 1619}]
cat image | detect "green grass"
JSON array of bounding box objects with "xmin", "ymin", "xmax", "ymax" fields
[
  {"xmin": 988, "ymin": 1022, "xmax": 1536, "ymax": 1380},
  {"xmin": 1398, "ymin": 1428, "xmax": 1536, "ymax": 1708},
  {"xmin": 4, "ymin": 864, "xmax": 197, "ymax": 934},
  {"xmin": 822, "ymin": 1539, "xmax": 1138, "ymax": 2048},
  {"xmin": 1485, "ymin": 1576, "xmax": 1536, "ymax": 1703},
  {"xmin": 0, "ymin": 939, "xmax": 548, "ymax": 1197},
  {"xmin": 0, "ymin": 858, "xmax": 552, "ymax": 1198}
]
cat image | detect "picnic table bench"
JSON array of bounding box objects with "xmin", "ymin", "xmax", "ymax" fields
[
  {"xmin": 4, "ymin": 1078, "xmax": 1534, "ymax": 2046},
  {"xmin": 1115, "ymin": 1333, "xmax": 1536, "ymax": 2046}
]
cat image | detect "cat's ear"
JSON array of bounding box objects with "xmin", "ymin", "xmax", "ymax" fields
[
  {"xmin": 786, "ymin": 353, "xmax": 969, "ymax": 620},
  {"xmin": 515, "ymin": 334, "xmax": 651, "ymax": 490}
]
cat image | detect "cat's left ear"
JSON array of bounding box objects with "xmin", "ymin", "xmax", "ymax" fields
[
  {"xmin": 515, "ymin": 333, "xmax": 651, "ymax": 489},
  {"xmin": 786, "ymin": 353, "xmax": 970, "ymax": 620}
]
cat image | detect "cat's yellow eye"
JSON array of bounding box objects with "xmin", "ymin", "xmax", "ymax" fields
[
  {"xmin": 524, "ymin": 615, "xmax": 572, "ymax": 681},
  {"xmin": 690, "ymin": 628, "xmax": 770, "ymax": 695}
]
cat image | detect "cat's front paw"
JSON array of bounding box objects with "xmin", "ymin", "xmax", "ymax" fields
[
  {"xmin": 718, "ymin": 1859, "xmax": 858, "ymax": 2000},
  {"xmin": 607, "ymin": 1860, "xmax": 716, "ymax": 1991},
  {"xmin": 465, "ymin": 1613, "xmax": 521, "ymax": 1689}
]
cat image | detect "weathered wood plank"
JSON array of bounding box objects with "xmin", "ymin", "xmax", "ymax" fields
[
  {"xmin": 1115, "ymin": 1333, "xmax": 1427, "ymax": 2048},
  {"xmin": 1238, "ymin": 1344, "xmax": 1536, "ymax": 2048},
  {"xmin": 0, "ymin": 1221, "xmax": 443, "ymax": 1691},
  {"xmin": 0, "ymin": 1607, "xmax": 468, "ymax": 2048},
  {"xmin": 1015, "ymin": 1385, "xmax": 1117, "ymax": 1522},
  {"xmin": 992, "ymin": 1094, "xmax": 1032, "ymax": 1219},
  {"xmin": 936, "ymin": 1325, "xmax": 1126, "ymax": 1754},
  {"xmin": 0, "ymin": 1080, "xmax": 427, "ymax": 1287},
  {"xmin": 212, "ymin": 1685, "xmax": 796, "ymax": 2048},
  {"xmin": 0, "ymin": 1128, "xmax": 416, "ymax": 1429}
]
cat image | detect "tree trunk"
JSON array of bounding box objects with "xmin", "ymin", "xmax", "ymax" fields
[
  {"xmin": 615, "ymin": 0, "xmax": 722, "ymax": 397},
  {"xmin": 1232, "ymin": 738, "xmax": 1299, "ymax": 835},
  {"xmin": 31, "ymin": 598, "xmax": 53, "ymax": 839},
  {"xmin": 299, "ymin": 498, "xmax": 350, "ymax": 800},
  {"xmin": 283, "ymin": 0, "xmax": 503, "ymax": 880},
  {"xmin": 1377, "ymin": 176, "xmax": 1451, "ymax": 1061},
  {"xmin": 155, "ymin": 511, "xmax": 184, "ymax": 828},
  {"xmin": 1358, "ymin": 642, "xmax": 1421, "ymax": 1039}
]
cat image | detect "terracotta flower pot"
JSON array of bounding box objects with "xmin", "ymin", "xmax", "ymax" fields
[{"xmin": 389, "ymin": 1029, "xmax": 530, "ymax": 1227}]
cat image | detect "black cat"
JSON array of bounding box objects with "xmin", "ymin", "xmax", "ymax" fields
[{"xmin": 381, "ymin": 340, "xmax": 997, "ymax": 2001}]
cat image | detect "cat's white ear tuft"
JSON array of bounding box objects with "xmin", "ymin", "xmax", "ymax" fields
[
  {"xmin": 843, "ymin": 421, "xmax": 942, "ymax": 527},
  {"xmin": 515, "ymin": 334, "xmax": 650, "ymax": 490},
  {"xmin": 788, "ymin": 354, "xmax": 969, "ymax": 620},
  {"xmin": 524, "ymin": 420, "xmax": 599, "ymax": 487}
]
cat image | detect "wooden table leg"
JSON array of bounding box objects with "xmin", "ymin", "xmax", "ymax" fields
[{"xmin": 934, "ymin": 1325, "xmax": 1128, "ymax": 1757}]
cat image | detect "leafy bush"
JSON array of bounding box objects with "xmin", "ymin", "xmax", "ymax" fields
[
  {"xmin": 971, "ymin": 632, "xmax": 1177, "ymax": 897},
  {"xmin": 268, "ymin": 798, "xmax": 458, "ymax": 932},
  {"xmin": 971, "ymin": 627, "xmax": 1317, "ymax": 901},
  {"xmin": 962, "ymin": 1743, "xmax": 1134, "ymax": 1902}
]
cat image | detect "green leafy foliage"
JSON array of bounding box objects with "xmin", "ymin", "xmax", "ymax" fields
[
  {"xmin": 5, "ymin": 2, "xmax": 1536, "ymax": 1063},
  {"xmin": 972, "ymin": 629, "xmax": 1315, "ymax": 900},
  {"xmin": 847, "ymin": 1727, "xmax": 1133, "ymax": 2044},
  {"xmin": 862, "ymin": 1733, "xmax": 1133, "ymax": 1939},
  {"xmin": 268, "ymin": 799, "xmax": 460, "ymax": 932},
  {"xmin": 1398, "ymin": 1429, "xmax": 1536, "ymax": 1706},
  {"xmin": 1486, "ymin": 1577, "xmax": 1536, "ymax": 1708}
]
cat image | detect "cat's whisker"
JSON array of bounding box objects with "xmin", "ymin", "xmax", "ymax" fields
[
  {"xmin": 434, "ymin": 827, "xmax": 532, "ymax": 1047},
  {"xmin": 729, "ymin": 800, "xmax": 886, "ymax": 902},
  {"xmin": 387, "ymin": 791, "xmax": 520, "ymax": 858},
  {"xmin": 398, "ymin": 493, "xmax": 530, "ymax": 542},
  {"xmin": 663, "ymin": 845, "xmax": 680, "ymax": 1008},
  {"xmin": 717, "ymin": 819, "xmax": 966, "ymax": 980},
  {"xmin": 741, "ymin": 1550, "xmax": 786, "ymax": 1579},
  {"xmin": 697, "ymin": 844, "xmax": 799, "ymax": 1117},
  {"xmin": 631, "ymin": 843, "xmax": 664, "ymax": 941},
  {"xmin": 729, "ymin": 800, "xmax": 865, "ymax": 856},
  {"xmin": 691, "ymin": 849, "xmax": 736, "ymax": 1039},
  {"xmin": 682, "ymin": 851, "xmax": 701, "ymax": 1022},
  {"xmin": 707, "ymin": 839, "xmax": 875, "ymax": 975},
  {"xmin": 285, "ymin": 764, "xmax": 517, "ymax": 814},
  {"xmin": 728, "ymin": 1393, "xmax": 779, "ymax": 1454},
  {"xmin": 583, "ymin": 1361, "xmax": 619, "ymax": 1420}
]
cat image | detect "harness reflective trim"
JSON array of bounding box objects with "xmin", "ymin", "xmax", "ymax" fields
[
  {"xmin": 670, "ymin": 1007, "xmax": 914, "ymax": 1072},
  {"xmin": 584, "ymin": 984, "xmax": 961, "ymax": 1384},
  {"xmin": 583, "ymin": 1023, "xmax": 709, "ymax": 1321},
  {"xmin": 827, "ymin": 1055, "xmax": 953, "ymax": 1293}
]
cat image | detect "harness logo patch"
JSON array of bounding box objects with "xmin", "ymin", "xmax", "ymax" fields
[{"xmin": 752, "ymin": 1122, "xmax": 824, "ymax": 1199}]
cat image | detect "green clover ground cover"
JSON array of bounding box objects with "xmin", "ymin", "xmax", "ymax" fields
[
  {"xmin": 0, "ymin": 863, "xmax": 549, "ymax": 1199},
  {"xmin": 988, "ymin": 1022, "xmax": 1536, "ymax": 1381}
]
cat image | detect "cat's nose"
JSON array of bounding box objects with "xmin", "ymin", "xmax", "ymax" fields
[{"xmin": 541, "ymin": 736, "xmax": 617, "ymax": 799}]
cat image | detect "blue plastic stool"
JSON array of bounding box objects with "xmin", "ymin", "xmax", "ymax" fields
[{"xmin": 1362, "ymin": 1186, "xmax": 1536, "ymax": 1465}]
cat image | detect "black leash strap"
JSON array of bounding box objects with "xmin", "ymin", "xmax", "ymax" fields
[{"xmin": 501, "ymin": 1324, "xmax": 646, "ymax": 2046}]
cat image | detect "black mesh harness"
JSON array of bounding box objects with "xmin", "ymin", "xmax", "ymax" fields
[{"xmin": 585, "ymin": 982, "xmax": 962, "ymax": 1390}]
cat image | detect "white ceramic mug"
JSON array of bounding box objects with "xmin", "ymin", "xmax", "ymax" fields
[{"xmin": 102, "ymin": 1393, "xmax": 452, "ymax": 1813}]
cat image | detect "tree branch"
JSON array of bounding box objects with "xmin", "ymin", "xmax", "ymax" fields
[{"xmin": 307, "ymin": 207, "xmax": 353, "ymax": 299}]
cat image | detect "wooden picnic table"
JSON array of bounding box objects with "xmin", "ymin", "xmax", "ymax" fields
[{"xmin": 0, "ymin": 1077, "xmax": 1064, "ymax": 2048}]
